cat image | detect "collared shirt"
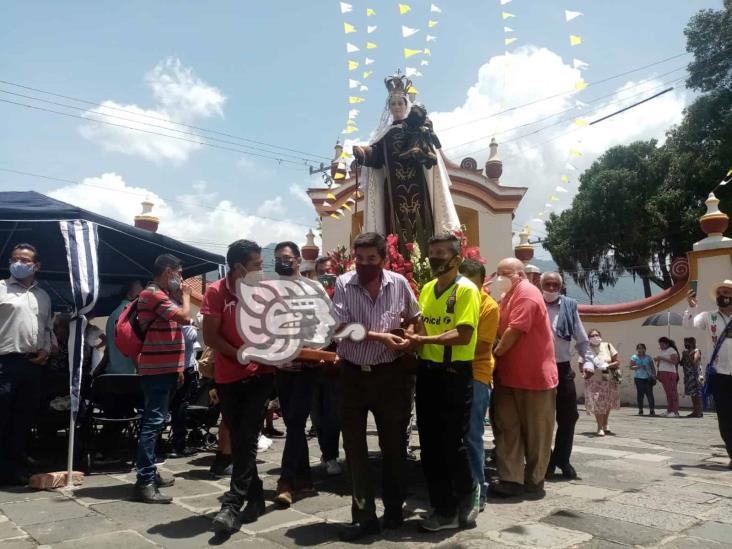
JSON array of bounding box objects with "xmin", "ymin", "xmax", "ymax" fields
[
  {"xmin": 137, "ymin": 283, "xmax": 185, "ymax": 375},
  {"xmin": 333, "ymin": 269, "xmax": 420, "ymax": 366},
  {"xmin": 473, "ymin": 289, "xmax": 499, "ymax": 385},
  {"xmin": 545, "ymin": 297, "xmax": 594, "ymax": 369},
  {"xmin": 105, "ymin": 299, "xmax": 137, "ymax": 374},
  {"xmin": 182, "ymin": 324, "xmax": 200, "ymax": 371},
  {"xmin": 0, "ymin": 277, "xmax": 52, "ymax": 354},
  {"xmin": 683, "ymin": 306, "xmax": 732, "ymax": 376}
]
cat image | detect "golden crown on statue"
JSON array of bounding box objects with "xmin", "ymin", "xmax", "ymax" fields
[{"xmin": 384, "ymin": 71, "xmax": 413, "ymax": 97}]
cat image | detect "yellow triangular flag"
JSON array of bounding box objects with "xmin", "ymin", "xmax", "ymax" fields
[
  {"xmin": 569, "ymin": 35, "xmax": 583, "ymax": 46},
  {"xmin": 342, "ymin": 126, "xmax": 357, "ymax": 134},
  {"xmin": 550, "ymin": 195, "xmax": 560, "ymax": 202},
  {"xmin": 343, "ymin": 203, "xmax": 352, "ymax": 212},
  {"xmin": 423, "ymin": 47, "xmax": 431, "ymax": 56},
  {"xmin": 428, "ymin": 20, "xmax": 438, "ymax": 28},
  {"xmin": 334, "ymin": 172, "xmax": 345, "ymax": 180},
  {"xmin": 569, "ymin": 148, "xmax": 583, "ymax": 157},
  {"xmin": 348, "ymin": 60, "xmax": 359, "ymax": 71},
  {"xmin": 363, "ymin": 70, "xmax": 373, "ymax": 79},
  {"xmin": 340, "ymin": 150, "xmax": 353, "ymax": 158},
  {"xmin": 399, "ymin": 3, "xmax": 411, "ymax": 15},
  {"xmin": 560, "ymin": 175, "xmax": 569, "ymax": 183},
  {"xmin": 574, "ymin": 118, "xmax": 588, "ymax": 127},
  {"xmin": 575, "ymin": 79, "xmax": 587, "ymax": 91},
  {"xmin": 366, "ymin": 7, "xmax": 375, "ymax": 16},
  {"xmin": 348, "ymin": 96, "xmax": 365, "ymax": 104},
  {"xmin": 726, "ymin": 168, "xmax": 732, "ymax": 176},
  {"xmin": 344, "ymin": 22, "xmax": 356, "ymax": 34},
  {"xmin": 330, "ymin": 213, "xmax": 340, "ymax": 219},
  {"xmin": 504, "ymin": 37, "xmax": 517, "ymax": 46},
  {"xmin": 404, "ymin": 48, "xmax": 422, "ymax": 58},
  {"xmin": 326, "ymin": 192, "xmax": 337, "ymax": 200},
  {"xmin": 367, "ymin": 41, "xmax": 377, "ymax": 49},
  {"xmin": 501, "ymin": 11, "xmax": 515, "ymax": 19}
]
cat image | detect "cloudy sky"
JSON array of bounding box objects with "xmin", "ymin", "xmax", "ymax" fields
[{"xmin": 0, "ymin": 0, "xmax": 721, "ymax": 259}]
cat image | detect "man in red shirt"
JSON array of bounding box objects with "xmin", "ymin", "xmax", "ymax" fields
[
  {"xmin": 134, "ymin": 254, "xmax": 192, "ymax": 504},
  {"xmin": 490, "ymin": 258, "xmax": 557, "ymax": 499},
  {"xmin": 202, "ymin": 240, "xmax": 275, "ymax": 534}
]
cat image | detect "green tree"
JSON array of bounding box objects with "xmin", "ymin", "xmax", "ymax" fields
[{"xmin": 685, "ymin": 0, "xmax": 732, "ymax": 92}]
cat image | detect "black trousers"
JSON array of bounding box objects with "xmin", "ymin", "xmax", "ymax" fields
[
  {"xmin": 218, "ymin": 374, "xmax": 274, "ymax": 511},
  {"xmin": 170, "ymin": 368, "xmax": 198, "ymax": 452},
  {"xmin": 276, "ymin": 368, "xmax": 317, "ymax": 485},
  {"xmin": 634, "ymin": 378, "xmax": 655, "ymax": 412},
  {"xmin": 0, "ymin": 356, "xmax": 41, "ymax": 478},
  {"xmin": 550, "ymin": 362, "xmax": 579, "ymax": 468},
  {"xmin": 416, "ymin": 360, "xmax": 474, "ymax": 517},
  {"xmin": 710, "ymin": 373, "xmax": 732, "ymax": 460}
]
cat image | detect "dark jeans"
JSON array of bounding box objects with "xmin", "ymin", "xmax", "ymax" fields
[
  {"xmin": 276, "ymin": 368, "xmax": 317, "ymax": 485},
  {"xmin": 311, "ymin": 372, "xmax": 341, "ymax": 461},
  {"xmin": 635, "ymin": 378, "xmax": 655, "ymax": 413},
  {"xmin": 0, "ymin": 356, "xmax": 42, "ymax": 478},
  {"xmin": 550, "ymin": 362, "xmax": 579, "ymax": 468},
  {"xmin": 416, "ymin": 360, "xmax": 475, "ymax": 517},
  {"xmin": 170, "ymin": 368, "xmax": 198, "ymax": 452},
  {"xmin": 340, "ymin": 361, "xmax": 414, "ymax": 523},
  {"xmin": 218, "ymin": 374, "xmax": 274, "ymax": 512},
  {"xmin": 711, "ymin": 373, "xmax": 732, "ymax": 460},
  {"xmin": 136, "ymin": 373, "xmax": 178, "ymax": 485}
]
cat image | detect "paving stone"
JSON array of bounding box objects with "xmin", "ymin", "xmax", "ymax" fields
[
  {"xmin": 174, "ymin": 492, "xmax": 224, "ymax": 514},
  {"xmin": 556, "ymin": 484, "xmax": 620, "ymax": 500},
  {"xmin": 541, "ymin": 508, "xmax": 664, "ymax": 546},
  {"xmin": 0, "ymin": 499, "xmax": 92, "ymax": 527},
  {"xmin": 486, "ymin": 522, "xmax": 592, "ymax": 548},
  {"xmin": 562, "ymin": 499, "xmax": 698, "ymax": 532},
  {"xmin": 685, "ymin": 521, "xmax": 732, "ymax": 544},
  {"xmin": 240, "ymin": 507, "xmax": 319, "ymax": 535},
  {"xmin": 22, "ymin": 515, "xmax": 120, "ymax": 544},
  {"xmin": 610, "ymin": 490, "xmax": 716, "ymax": 518},
  {"xmin": 91, "ymin": 500, "xmax": 196, "ymax": 530},
  {"xmin": 71, "ymin": 481, "xmax": 135, "ymax": 505},
  {"xmin": 290, "ymin": 491, "xmax": 349, "ymax": 515},
  {"xmin": 52, "ymin": 530, "xmax": 158, "ymax": 548},
  {"xmin": 0, "ymin": 539, "xmax": 37, "ymax": 549},
  {"xmin": 571, "ymin": 446, "xmax": 632, "ymax": 459},
  {"xmin": 658, "ymin": 535, "xmax": 727, "ymax": 548},
  {"xmin": 0, "ymin": 520, "xmax": 26, "ymax": 541},
  {"xmin": 0, "ymin": 488, "xmax": 66, "ymax": 504}
]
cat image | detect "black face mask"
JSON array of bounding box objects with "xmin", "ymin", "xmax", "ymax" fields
[
  {"xmin": 429, "ymin": 255, "xmax": 456, "ymax": 277},
  {"xmin": 717, "ymin": 295, "xmax": 732, "ymax": 308},
  {"xmin": 275, "ymin": 258, "xmax": 295, "ymax": 277}
]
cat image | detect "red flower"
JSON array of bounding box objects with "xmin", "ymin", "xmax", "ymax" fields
[{"xmin": 405, "ymin": 242, "xmax": 414, "ymax": 252}]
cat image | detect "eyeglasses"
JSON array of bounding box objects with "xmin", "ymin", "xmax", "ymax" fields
[{"xmin": 9, "ymin": 258, "xmax": 34, "ymax": 265}]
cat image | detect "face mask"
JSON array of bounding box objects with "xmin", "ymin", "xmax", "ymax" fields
[
  {"xmin": 428, "ymin": 255, "xmax": 456, "ymax": 277},
  {"xmin": 274, "ymin": 258, "xmax": 295, "ymax": 277},
  {"xmin": 244, "ymin": 270, "xmax": 265, "ymax": 284},
  {"xmin": 542, "ymin": 290, "xmax": 560, "ymax": 303},
  {"xmin": 589, "ymin": 336, "xmax": 602, "ymax": 347},
  {"xmin": 489, "ymin": 275, "xmax": 511, "ymax": 302},
  {"xmin": 168, "ymin": 275, "xmax": 182, "ymax": 292},
  {"xmin": 9, "ymin": 261, "xmax": 34, "ymax": 280},
  {"xmin": 717, "ymin": 295, "xmax": 732, "ymax": 308},
  {"xmin": 356, "ymin": 263, "xmax": 382, "ymax": 285}
]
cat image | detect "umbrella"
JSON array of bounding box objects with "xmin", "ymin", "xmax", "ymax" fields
[{"xmin": 642, "ymin": 311, "xmax": 683, "ymax": 338}]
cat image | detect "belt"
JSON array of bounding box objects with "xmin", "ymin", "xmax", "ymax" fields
[
  {"xmin": 0, "ymin": 352, "xmax": 35, "ymax": 360},
  {"xmin": 343, "ymin": 360, "xmax": 394, "ymax": 373}
]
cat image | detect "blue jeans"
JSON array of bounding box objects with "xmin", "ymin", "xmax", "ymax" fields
[
  {"xmin": 136, "ymin": 373, "xmax": 178, "ymax": 485},
  {"xmin": 465, "ymin": 379, "xmax": 491, "ymax": 497}
]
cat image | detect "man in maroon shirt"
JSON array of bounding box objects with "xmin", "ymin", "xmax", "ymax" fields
[{"xmin": 202, "ymin": 240, "xmax": 275, "ymax": 534}]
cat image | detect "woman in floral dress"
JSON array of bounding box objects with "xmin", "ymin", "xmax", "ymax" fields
[
  {"xmin": 585, "ymin": 329, "xmax": 621, "ymax": 436},
  {"xmin": 681, "ymin": 336, "xmax": 704, "ymax": 418}
]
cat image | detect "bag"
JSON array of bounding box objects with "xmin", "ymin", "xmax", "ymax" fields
[
  {"xmin": 114, "ymin": 299, "xmax": 147, "ymax": 359},
  {"xmin": 197, "ymin": 347, "xmax": 216, "ymax": 379}
]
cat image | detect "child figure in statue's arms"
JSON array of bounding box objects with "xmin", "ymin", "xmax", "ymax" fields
[{"xmin": 399, "ymin": 104, "xmax": 439, "ymax": 169}]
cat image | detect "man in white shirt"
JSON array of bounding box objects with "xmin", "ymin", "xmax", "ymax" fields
[
  {"xmin": 0, "ymin": 243, "xmax": 53, "ymax": 485},
  {"xmin": 683, "ymin": 279, "xmax": 732, "ymax": 468}
]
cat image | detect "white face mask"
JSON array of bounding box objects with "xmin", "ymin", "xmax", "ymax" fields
[
  {"xmin": 490, "ymin": 275, "xmax": 512, "ymax": 302},
  {"xmin": 542, "ymin": 290, "xmax": 560, "ymax": 303},
  {"xmin": 589, "ymin": 335, "xmax": 602, "ymax": 347},
  {"xmin": 243, "ymin": 270, "xmax": 266, "ymax": 284}
]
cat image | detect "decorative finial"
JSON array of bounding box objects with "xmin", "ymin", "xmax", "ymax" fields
[
  {"xmin": 514, "ymin": 227, "xmax": 535, "ymax": 263},
  {"xmin": 485, "ymin": 137, "xmax": 503, "ymax": 180}
]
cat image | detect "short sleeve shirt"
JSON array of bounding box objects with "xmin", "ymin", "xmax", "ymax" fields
[
  {"xmin": 631, "ymin": 354, "xmax": 653, "ymax": 379},
  {"xmin": 418, "ymin": 276, "xmax": 480, "ymax": 363},
  {"xmin": 656, "ymin": 347, "xmax": 679, "ymax": 373},
  {"xmin": 473, "ymin": 290, "xmax": 500, "ymax": 385},
  {"xmin": 495, "ymin": 279, "xmax": 558, "ymax": 390},
  {"xmin": 200, "ymin": 277, "xmax": 275, "ymax": 384},
  {"xmin": 137, "ymin": 284, "xmax": 185, "ymax": 375}
]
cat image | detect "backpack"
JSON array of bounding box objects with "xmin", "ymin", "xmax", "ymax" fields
[{"xmin": 114, "ymin": 299, "xmax": 148, "ymax": 359}]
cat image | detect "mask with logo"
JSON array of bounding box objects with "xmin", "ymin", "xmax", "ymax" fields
[
  {"xmin": 356, "ymin": 263, "xmax": 382, "ymax": 285},
  {"xmin": 168, "ymin": 274, "xmax": 182, "ymax": 292},
  {"xmin": 244, "ymin": 270, "xmax": 266, "ymax": 284},
  {"xmin": 542, "ymin": 290, "xmax": 560, "ymax": 303},
  {"xmin": 490, "ymin": 275, "xmax": 512, "ymax": 302},
  {"xmin": 9, "ymin": 261, "xmax": 34, "ymax": 280},
  {"xmin": 428, "ymin": 255, "xmax": 457, "ymax": 277},
  {"xmin": 275, "ymin": 258, "xmax": 296, "ymax": 277},
  {"xmin": 589, "ymin": 335, "xmax": 602, "ymax": 347},
  {"xmin": 717, "ymin": 295, "xmax": 732, "ymax": 308}
]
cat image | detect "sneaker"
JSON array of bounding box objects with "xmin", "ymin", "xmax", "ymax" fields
[
  {"xmin": 660, "ymin": 411, "xmax": 670, "ymax": 417},
  {"xmin": 673, "ymin": 412, "xmax": 681, "ymax": 418},
  {"xmin": 458, "ymin": 483, "xmax": 480, "ymax": 527},
  {"xmin": 419, "ymin": 512, "xmax": 459, "ymax": 532},
  {"xmin": 212, "ymin": 507, "xmax": 241, "ymax": 534},
  {"xmin": 132, "ymin": 482, "xmax": 172, "ymax": 504},
  {"xmin": 324, "ymin": 459, "xmax": 342, "ymax": 476},
  {"xmin": 596, "ymin": 429, "xmax": 605, "ymax": 437},
  {"xmin": 274, "ymin": 482, "xmax": 294, "ymax": 508},
  {"xmin": 257, "ymin": 435, "xmax": 273, "ymax": 453}
]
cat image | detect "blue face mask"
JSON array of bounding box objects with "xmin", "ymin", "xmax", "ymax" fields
[
  {"xmin": 168, "ymin": 275, "xmax": 182, "ymax": 292},
  {"xmin": 9, "ymin": 261, "xmax": 35, "ymax": 280}
]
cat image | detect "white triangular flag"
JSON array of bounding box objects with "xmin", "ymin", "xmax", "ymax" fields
[
  {"xmin": 359, "ymin": 85, "xmax": 368, "ymax": 91},
  {"xmin": 349, "ymin": 109, "xmax": 360, "ymax": 118},
  {"xmin": 349, "ymin": 79, "xmax": 360, "ymax": 88},
  {"xmin": 346, "ymin": 42, "xmax": 360, "ymax": 53},
  {"xmin": 340, "ymin": 2, "xmax": 352, "ymax": 14},
  {"xmin": 503, "ymin": 26, "xmax": 514, "ymax": 32},
  {"xmin": 575, "ymin": 99, "xmax": 588, "ymax": 108},
  {"xmin": 500, "ymin": 0, "xmax": 512, "ymax": 4},
  {"xmin": 573, "ymin": 58, "xmax": 590, "ymax": 70},
  {"xmin": 545, "ymin": 203, "xmax": 553, "ymax": 208},
  {"xmin": 420, "ymin": 60, "xmax": 429, "ymax": 66},
  {"xmin": 406, "ymin": 67, "xmax": 422, "ymax": 77},
  {"xmin": 565, "ymin": 9, "xmax": 583, "ymax": 22},
  {"xmin": 565, "ymin": 163, "xmax": 576, "ymax": 171},
  {"xmin": 365, "ymin": 57, "xmax": 375, "ymax": 65},
  {"xmin": 532, "ymin": 218, "xmax": 545, "ymax": 224},
  {"xmin": 426, "ymin": 34, "xmax": 437, "ymax": 42},
  {"xmin": 430, "ymin": 3, "xmax": 442, "ymax": 13},
  {"xmin": 402, "ymin": 25, "xmax": 420, "ymax": 38},
  {"xmin": 555, "ymin": 186, "xmax": 568, "ymax": 193},
  {"xmin": 367, "ymin": 25, "xmax": 378, "ymax": 33}
]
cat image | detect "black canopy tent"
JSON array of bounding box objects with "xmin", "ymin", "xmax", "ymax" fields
[
  {"xmin": 0, "ymin": 191, "xmax": 224, "ymax": 313},
  {"xmin": 0, "ymin": 191, "xmax": 224, "ymax": 484}
]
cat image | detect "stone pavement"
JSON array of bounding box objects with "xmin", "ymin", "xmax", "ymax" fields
[{"xmin": 1, "ymin": 408, "xmax": 732, "ymax": 548}]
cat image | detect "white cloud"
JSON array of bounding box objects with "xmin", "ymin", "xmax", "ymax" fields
[
  {"xmin": 428, "ymin": 45, "xmax": 687, "ymax": 248},
  {"xmin": 289, "ymin": 183, "xmax": 312, "ymax": 206},
  {"xmin": 47, "ymin": 173, "xmax": 319, "ymax": 254},
  {"xmin": 79, "ymin": 58, "xmax": 226, "ymax": 164}
]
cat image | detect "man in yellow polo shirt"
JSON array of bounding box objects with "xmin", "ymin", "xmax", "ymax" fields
[
  {"xmin": 459, "ymin": 259, "xmax": 499, "ymax": 511},
  {"xmin": 407, "ymin": 233, "xmax": 481, "ymax": 532}
]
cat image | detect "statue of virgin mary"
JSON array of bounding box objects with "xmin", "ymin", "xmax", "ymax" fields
[{"xmin": 353, "ymin": 73, "xmax": 460, "ymax": 255}]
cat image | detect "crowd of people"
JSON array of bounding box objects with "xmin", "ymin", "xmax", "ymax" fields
[{"xmin": 1, "ymin": 236, "xmax": 731, "ymax": 542}]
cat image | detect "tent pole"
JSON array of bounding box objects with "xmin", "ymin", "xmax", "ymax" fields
[{"xmin": 66, "ymin": 412, "xmax": 75, "ymax": 487}]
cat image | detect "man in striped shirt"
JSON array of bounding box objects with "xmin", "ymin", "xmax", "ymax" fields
[
  {"xmin": 332, "ymin": 232, "xmax": 420, "ymax": 542},
  {"xmin": 134, "ymin": 254, "xmax": 191, "ymax": 504}
]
